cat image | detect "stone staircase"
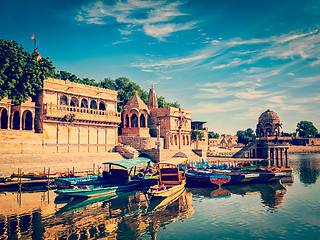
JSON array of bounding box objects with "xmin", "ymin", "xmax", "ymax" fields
[
  {"xmin": 115, "ymin": 144, "xmax": 140, "ymax": 159},
  {"xmin": 232, "ymin": 141, "xmax": 256, "ymax": 158}
]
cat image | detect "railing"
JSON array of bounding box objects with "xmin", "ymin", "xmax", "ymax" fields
[{"xmin": 44, "ymin": 103, "xmax": 121, "ymax": 123}]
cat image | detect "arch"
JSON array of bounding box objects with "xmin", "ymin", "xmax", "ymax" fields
[
  {"xmin": 140, "ymin": 113, "xmax": 146, "ymax": 128},
  {"xmin": 12, "ymin": 111, "xmax": 20, "ymax": 130},
  {"xmin": 90, "ymin": 100, "xmax": 97, "ymax": 109},
  {"xmin": 23, "ymin": 110, "xmax": 33, "ymax": 130},
  {"xmin": 60, "ymin": 95, "xmax": 68, "ymax": 105},
  {"xmin": 1, "ymin": 108, "xmax": 8, "ymax": 129},
  {"xmin": 172, "ymin": 152, "xmax": 188, "ymax": 159},
  {"xmin": 174, "ymin": 135, "xmax": 178, "ymax": 145},
  {"xmin": 182, "ymin": 135, "xmax": 185, "ymax": 145},
  {"xmin": 99, "ymin": 101, "xmax": 106, "ymax": 111},
  {"xmin": 138, "ymin": 153, "xmax": 152, "ymax": 159},
  {"xmin": 125, "ymin": 114, "xmax": 130, "ymax": 128},
  {"xmin": 70, "ymin": 97, "xmax": 79, "ymax": 107},
  {"xmin": 81, "ymin": 99, "xmax": 88, "ymax": 108},
  {"xmin": 186, "ymin": 135, "xmax": 189, "ymax": 145},
  {"xmin": 131, "ymin": 113, "xmax": 138, "ymax": 127}
]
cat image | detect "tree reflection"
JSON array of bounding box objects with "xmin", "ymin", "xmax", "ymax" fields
[{"xmin": 298, "ymin": 157, "xmax": 320, "ymax": 185}]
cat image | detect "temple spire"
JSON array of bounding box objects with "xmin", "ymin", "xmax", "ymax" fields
[{"xmin": 148, "ymin": 86, "xmax": 158, "ymax": 109}]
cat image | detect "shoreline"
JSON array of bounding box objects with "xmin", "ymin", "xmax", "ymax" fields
[{"xmin": 0, "ymin": 145, "xmax": 319, "ymax": 178}]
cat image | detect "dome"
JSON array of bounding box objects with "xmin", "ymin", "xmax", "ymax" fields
[{"xmin": 258, "ymin": 109, "xmax": 280, "ymax": 123}]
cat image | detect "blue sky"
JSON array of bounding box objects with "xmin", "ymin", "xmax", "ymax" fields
[{"xmin": 1, "ymin": 0, "xmax": 320, "ymax": 134}]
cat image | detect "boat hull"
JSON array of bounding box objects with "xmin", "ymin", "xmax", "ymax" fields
[
  {"xmin": 148, "ymin": 180, "xmax": 186, "ymax": 199},
  {"xmin": 55, "ymin": 175, "xmax": 103, "ymax": 189},
  {"xmin": 186, "ymin": 170, "xmax": 231, "ymax": 187},
  {"xmin": 214, "ymin": 171, "xmax": 287, "ymax": 184},
  {"xmin": 55, "ymin": 181, "xmax": 140, "ymax": 198}
]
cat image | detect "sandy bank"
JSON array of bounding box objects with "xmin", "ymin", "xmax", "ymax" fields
[
  {"xmin": 0, "ymin": 152, "xmax": 125, "ymax": 177},
  {"xmin": 288, "ymin": 145, "xmax": 320, "ymax": 154}
]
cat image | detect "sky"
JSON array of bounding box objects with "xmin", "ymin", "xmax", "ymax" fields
[{"xmin": 1, "ymin": 0, "xmax": 320, "ymax": 135}]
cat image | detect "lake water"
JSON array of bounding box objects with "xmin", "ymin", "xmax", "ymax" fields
[{"xmin": 0, "ymin": 154, "xmax": 319, "ymax": 240}]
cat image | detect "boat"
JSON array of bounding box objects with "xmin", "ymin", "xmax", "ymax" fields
[
  {"xmin": 147, "ymin": 157, "xmax": 188, "ymax": 199},
  {"xmin": 185, "ymin": 169, "xmax": 231, "ymax": 187},
  {"xmin": 213, "ymin": 169, "xmax": 287, "ymax": 184},
  {"xmin": 55, "ymin": 157, "xmax": 152, "ymax": 198},
  {"xmin": 55, "ymin": 175, "xmax": 103, "ymax": 189}
]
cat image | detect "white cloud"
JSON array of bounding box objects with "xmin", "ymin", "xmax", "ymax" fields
[{"xmin": 75, "ymin": 0, "xmax": 194, "ymax": 40}]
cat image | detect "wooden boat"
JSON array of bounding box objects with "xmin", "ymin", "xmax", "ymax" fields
[
  {"xmin": 147, "ymin": 158, "xmax": 188, "ymax": 199},
  {"xmin": 55, "ymin": 175, "xmax": 103, "ymax": 189},
  {"xmin": 213, "ymin": 169, "xmax": 286, "ymax": 184},
  {"xmin": 55, "ymin": 157, "xmax": 151, "ymax": 198},
  {"xmin": 186, "ymin": 169, "xmax": 231, "ymax": 187}
]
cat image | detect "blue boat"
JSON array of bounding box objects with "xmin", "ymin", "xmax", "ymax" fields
[
  {"xmin": 55, "ymin": 175, "xmax": 103, "ymax": 189},
  {"xmin": 186, "ymin": 169, "xmax": 231, "ymax": 187},
  {"xmin": 55, "ymin": 157, "xmax": 152, "ymax": 198}
]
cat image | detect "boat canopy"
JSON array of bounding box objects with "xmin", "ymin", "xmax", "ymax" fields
[
  {"xmin": 158, "ymin": 157, "xmax": 188, "ymax": 166},
  {"xmin": 103, "ymin": 157, "xmax": 151, "ymax": 169}
]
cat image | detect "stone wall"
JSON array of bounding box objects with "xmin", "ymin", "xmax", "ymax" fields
[
  {"xmin": 119, "ymin": 135, "xmax": 163, "ymax": 151},
  {"xmin": 43, "ymin": 122, "xmax": 117, "ymax": 153},
  {"xmin": 0, "ymin": 130, "xmax": 43, "ymax": 154}
]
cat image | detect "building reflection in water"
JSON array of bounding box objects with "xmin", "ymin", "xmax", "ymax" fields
[
  {"xmin": 188, "ymin": 181, "xmax": 288, "ymax": 213},
  {"xmin": 0, "ymin": 189, "xmax": 194, "ymax": 239}
]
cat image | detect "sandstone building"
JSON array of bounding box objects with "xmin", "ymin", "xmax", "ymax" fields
[
  {"xmin": 0, "ymin": 78, "xmax": 121, "ymax": 154},
  {"xmin": 119, "ymin": 87, "xmax": 203, "ymax": 161}
]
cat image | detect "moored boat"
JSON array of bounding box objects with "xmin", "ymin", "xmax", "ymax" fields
[
  {"xmin": 55, "ymin": 175, "xmax": 103, "ymax": 189},
  {"xmin": 55, "ymin": 157, "xmax": 152, "ymax": 198},
  {"xmin": 213, "ymin": 169, "xmax": 286, "ymax": 184},
  {"xmin": 147, "ymin": 158, "xmax": 188, "ymax": 199},
  {"xmin": 186, "ymin": 169, "xmax": 231, "ymax": 187}
]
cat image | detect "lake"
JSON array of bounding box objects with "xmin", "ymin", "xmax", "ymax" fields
[{"xmin": 0, "ymin": 154, "xmax": 319, "ymax": 240}]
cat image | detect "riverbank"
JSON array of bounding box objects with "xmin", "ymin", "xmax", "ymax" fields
[
  {"xmin": 288, "ymin": 145, "xmax": 320, "ymax": 154},
  {"xmin": 0, "ymin": 152, "xmax": 125, "ymax": 177}
]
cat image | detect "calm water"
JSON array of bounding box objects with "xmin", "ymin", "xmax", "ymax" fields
[{"xmin": 0, "ymin": 154, "xmax": 319, "ymax": 240}]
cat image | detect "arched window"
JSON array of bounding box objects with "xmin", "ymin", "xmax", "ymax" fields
[
  {"xmin": 1, "ymin": 108, "xmax": 8, "ymax": 129},
  {"xmin": 70, "ymin": 97, "xmax": 79, "ymax": 107},
  {"xmin": 174, "ymin": 135, "xmax": 178, "ymax": 145},
  {"xmin": 12, "ymin": 111, "xmax": 20, "ymax": 130},
  {"xmin": 90, "ymin": 100, "xmax": 97, "ymax": 109},
  {"xmin": 23, "ymin": 110, "xmax": 33, "ymax": 130},
  {"xmin": 140, "ymin": 114, "xmax": 146, "ymax": 128},
  {"xmin": 60, "ymin": 95, "xmax": 68, "ymax": 105},
  {"xmin": 81, "ymin": 99, "xmax": 88, "ymax": 108},
  {"xmin": 99, "ymin": 102, "xmax": 106, "ymax": 111},
  {"xmin": 125, "ymin": 115, "xmax": 130, "ymax": 127},
  {"xmin": 131, "ymin": 113, "xmax": 138, "ymax": 127}
]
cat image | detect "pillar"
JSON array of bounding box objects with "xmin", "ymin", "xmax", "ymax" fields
[{"xmin": 19, "ymin": 112, "xmax": 22, "ymax": 130}]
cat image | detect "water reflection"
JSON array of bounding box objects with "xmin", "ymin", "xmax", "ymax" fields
[
  {"xmin": 188, "ymin": 182, "xmax": 287, "ymax": 212},
  {"xmin": 292, "ymin": 155, "xmax": 320, "ymax": 185},
  {"xmin": 0, "ymin": 189, "xmax": 194, "ymax": 239}
]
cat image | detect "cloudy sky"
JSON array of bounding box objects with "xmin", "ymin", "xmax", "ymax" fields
[{"xmin": 1, "ymin": 0, "xmax": 320, "ymax": 134}]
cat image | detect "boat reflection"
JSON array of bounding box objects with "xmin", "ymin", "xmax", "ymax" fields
[
  {"xmin": 0, "ymin": 189, "xmax": 194, "ymax": 239},
  {"xmin": 187, "ymin": 186, "xmax": 231, "ymax": 199}
]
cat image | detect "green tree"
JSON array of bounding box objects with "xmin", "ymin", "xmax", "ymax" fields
[
  {"xmin": 0, "ymin": 39, "xmax": 56, "ymax": 104},
  {"xmin": 236, "ymin": 128, "xmax": 255, "ymax": 145},
  {"xmin": 296, "ymin": 121, "xmax": 318, "ymax": 138},
  {"xmin": 208, "ymin": 131, "xmax": 220, "ymax": 139},
  {"xmin": 191, "ymin": 130, "xmax": 204, "ymax": 141}
]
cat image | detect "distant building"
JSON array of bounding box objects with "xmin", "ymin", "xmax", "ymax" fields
[{"xmin": 233, "ymin": 109, "xmax": 290, "ymax": 167}]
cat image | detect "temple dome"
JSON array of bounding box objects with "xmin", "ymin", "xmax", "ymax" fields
[
  {"xmin": 258, "ymin": 109, "xmax": 280, "ymax": 123},
  {"xmin": 256, "ymin": 109, "xmax": 282, "ymax": 137}
]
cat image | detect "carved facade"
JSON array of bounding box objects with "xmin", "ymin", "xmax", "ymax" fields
[{"xmin": 0, "ymin": 78, "xmax": 121, "ymax": 154}]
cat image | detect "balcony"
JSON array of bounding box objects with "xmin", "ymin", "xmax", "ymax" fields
[{"xmin": 44, "ymin": 103, "xmax": 121, "ymax": 123}]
